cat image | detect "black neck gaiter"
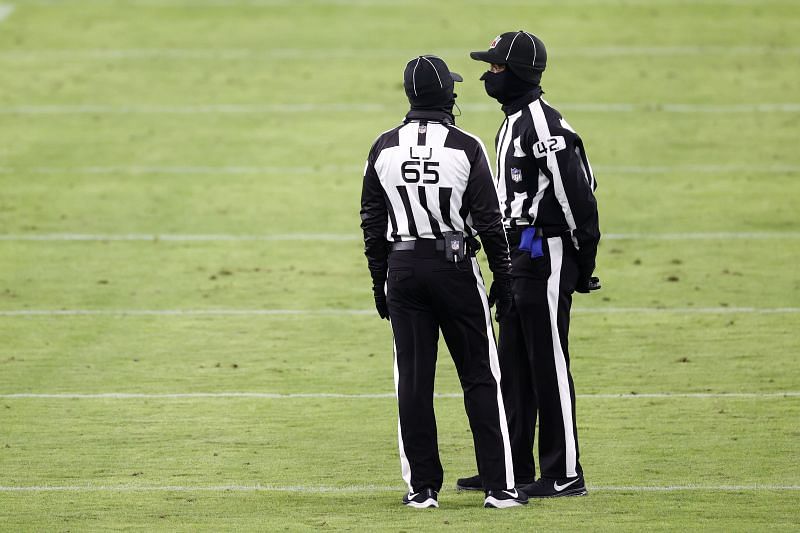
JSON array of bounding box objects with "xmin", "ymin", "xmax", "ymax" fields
[
  {"xmin": 407, "ymin": 88, "xmax": 456, "ymax": 121},
  {"xmin": 480, "ymin": 69, "xmax": 540, "ymax": 105}
]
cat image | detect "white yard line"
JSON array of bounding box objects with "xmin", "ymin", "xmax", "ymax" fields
[
  {"xmin": 14, "ymin": 0, "xmax": 799, "ymax": 8},
  {"xmin": 599, "ymin": 164, "xmax": 800, "ymax": 174},
  {"xmin": 1, "ymin": 103, "xmax": 799, "ymax": 114},
  {"xmin": 0, "ymin": 233, "xmax": 364, "ymax": 241},
  {"xmin": 0, "ymin": 483, "xmax": 797, "ymax": 493},
  {"xmin": 2, "ymin": 45, "xmax": 800, "ymax": 61},
  {"xmin": 0, "ymin": 392, "xmax": 797, "ymax": 400},
  {"xmin": 0, "ymin": 309, "xmax": 374, "ymax": 316},
  {"xmin": 605, "ymin": 232, "xmax": 800, "ymax": 240},
  {"xmin": 1, "ymin": 232, "xmax": 799, "ymax": 242},
  {"xmin": 2, "ymin": 163, "xmax": 799, "ymax": 175},
  {"xmin": 0, "ymin": 307, "xmax": 798, "ymax": 317},
  {"xmin": 0, "ymin": 4, "xmax": 14, "ymax": 23},
  {"xmin": 0, "ymin": 164, "xmax": 363, "ymax": 175},
  {"xmin": 0, "ymin": 233, "xmax": 363, "ymax": 242}
]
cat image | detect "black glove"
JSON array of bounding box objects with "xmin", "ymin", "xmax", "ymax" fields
[
  {"xmin": 373, "ymin": 287, "xmax": 389, "ymax": 320},
  {"xmin": 488, "ymin": 279, "xmax": 514, "ymax": 322},
  {"xmin": 575, "ymin": 276, "xmax": 601, "ymax": 294}
]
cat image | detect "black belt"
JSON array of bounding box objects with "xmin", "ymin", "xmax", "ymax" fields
[
  {"xmin": 390, "ymin": 239, "xmax": 445, "ymax": 252},
  {"xmin": 390, "ymin": 239, "xmax": 479, "ymax": 257},
  {"xmin": 505, "ymin": 225, "xmax": 568, "ymax": 238},
  {"xmin": 504, "ymin": 226, "xmax": 543, "ymax": 237},
  {"xmin": 505, "ymin": 226, "xmax": 569, "ymax": 247}
]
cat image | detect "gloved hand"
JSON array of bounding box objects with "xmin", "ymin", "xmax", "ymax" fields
[
  {"xmin": 373, "ymin": 287, "xmax": 389, "ymax": 320},
  {"xmin": 575, "ymin": 276, "xmax": 601, "ymax": 294},
  {"xmin": 488, "ymin": 279, "xmax": 514, "ymax": 322}
]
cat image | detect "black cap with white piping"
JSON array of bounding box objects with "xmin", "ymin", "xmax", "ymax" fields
[
  {"xmin": 403, "ymin": 55, "xmax": 463, "ymax": 109},
  {"xmin": 470, "ymin": 31, "xmax": 547, "ymax": 84}
]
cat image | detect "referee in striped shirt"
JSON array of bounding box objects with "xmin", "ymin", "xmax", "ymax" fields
[
  {"xmin": 457, "ymin": 31, "xmax": 601, "ymax": 498},
  {"xmin": 360, "ymin": 55, "xmax": 527, "ymax": 509}
]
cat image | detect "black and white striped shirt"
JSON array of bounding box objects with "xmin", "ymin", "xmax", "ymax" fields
[
  {"xmin": 494, "ymin": 94, "xmax": 600, "ymax": 270},
  {"xmin": 361, "ymin": 110, "xmax": 511, "ymax": 288}
]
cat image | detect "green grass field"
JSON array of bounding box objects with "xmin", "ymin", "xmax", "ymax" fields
[{"xmin": 1, "ymin": 0, "xmax": 799, "ymax": 530}]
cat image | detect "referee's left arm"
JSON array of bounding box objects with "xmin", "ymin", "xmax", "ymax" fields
[{"xmin": 360, "ymin": 145, "xmax": 389, "ymax": 294}]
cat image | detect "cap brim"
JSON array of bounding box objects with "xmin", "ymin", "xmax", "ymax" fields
[
  {"xmin": 470, "ymin": 50, "xmax": 505, "ymax": 64},
  {"xmin": 450, "ymin": 71, "xmax": 463, "ymax": 83}
]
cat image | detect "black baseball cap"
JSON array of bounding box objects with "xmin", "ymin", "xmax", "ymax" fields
[
  {"xmin": 470, "ymin": 30, "xmax": 547, "ymax": 84},
  {"xmin": 403, "ymin": 55, "xmax": 463, "ymax": 100}
]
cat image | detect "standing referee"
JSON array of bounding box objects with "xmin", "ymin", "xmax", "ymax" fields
[
  {"xmin": 360, "ymin": 55, "xmax": 527, "ymax": 509},
  {"xmin": 458, "ymin": 31, "xmax": 601, "ymax": 498}
]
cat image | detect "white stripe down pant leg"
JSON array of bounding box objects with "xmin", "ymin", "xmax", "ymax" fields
[
  {"xmin": 387, "ymin": 243, "xmax": 515, "ymax": 492},
  {"xmin": 503, "ymin": 234, "xmax": 582, "ymax": 479}
]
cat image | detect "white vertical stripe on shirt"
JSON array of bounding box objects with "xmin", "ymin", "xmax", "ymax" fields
[
  {"xmin": 527, "ymin": 169, "xmax": 551, "ymax": 222},
  {"xmin": 495, "ymin": 114, "xmax": 519, "ymax": 211},
  {"xmin": 530, "ymin": 101, "xmax": 578, "ymax": 239}
]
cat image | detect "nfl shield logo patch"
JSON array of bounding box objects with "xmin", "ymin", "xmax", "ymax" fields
[
  {"xmin": 489, "ymin": 36, "xmax": 502, "ymax": 48},
  {"xmin": 510, "ymin": 167, "xmax": 523, "ymax": 183},
  {"xmin": 419, "ymin": 124, "xmax": 427, "ymax": 134}
]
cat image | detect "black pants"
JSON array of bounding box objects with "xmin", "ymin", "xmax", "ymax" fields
[
  {"xmin": 498, "ymin": 234, "xmax": 583, "ymax": 481},
  {"xmin": 387, "ymin": 244, "xmax": 514, "ymax": 492}
]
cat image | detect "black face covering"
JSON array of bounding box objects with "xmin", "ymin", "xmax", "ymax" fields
[{"xmin": 481, "ymin": 69, "xmax": 540, "ymax": 105}]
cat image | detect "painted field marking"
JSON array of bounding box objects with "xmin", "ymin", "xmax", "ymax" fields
[
  {"xmin": 2, "ymin": 163, "xmax": 799, "ymax": 175},
  {"xmin": 0, "ymin": 233, "xmax": 364, "ymax": 242},
  {"xmin": 0, "ymin": 4, "xmax": 14, "ymax": 23},
  {"xmin": 1, "ymin": 103, "xmax": 799, "ymax": 114},
  {"xmin": 0, "ymin": 164, "xmax": 364, "ymax": 175},
  {"xmin": 1, "ymin": 232, "xmax": 799, "ymax": 242},
  {"xmin": 12, "ymin": 0, "xmax": 799, "ymax": 8},
  {"xmin": 0, "ymin": 484, "xmax": 797, "ymax": 493},
  {"xmin": 2, "ymin": 45, "xmax": 800, "ymax": 61},
  {"xmin": 0, "ymin": 307, "xmax": 798, "ymax": 317},
  {"xmin": 0, "ymin": 392, "xmax": 797, "ymax": 400}
]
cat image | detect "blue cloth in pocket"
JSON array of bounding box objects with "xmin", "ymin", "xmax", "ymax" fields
[{"xmin": 518, "ymin": 227, "xmax": 544, "ymax": 258}]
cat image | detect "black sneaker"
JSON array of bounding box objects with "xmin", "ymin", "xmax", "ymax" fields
[
  {"xmin": 457, "ymin": 474, "xmax": 534, "ymax": 491},
  {"xmin": 520, "ymin": 475, "xmax": 588, "ymax": 498},
  {"xmin": 484, "ymin": 488, "xmax": 529, "ymax": 508},
  {"xmin": 402, "ymin": 488, "xmax": 439, "ymax": 508},
  {"xmin": 456, "ymin": 474, "xmax": 483, "ymax": 491}
]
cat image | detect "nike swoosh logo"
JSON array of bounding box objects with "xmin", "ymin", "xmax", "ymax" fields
[
  {"xmin": 502, "ymin": 489, "xmax": 518, "ymax": 498},
  {"xmin": 554, "ymin": 478, "xmax": 579, "ymax": 492}
]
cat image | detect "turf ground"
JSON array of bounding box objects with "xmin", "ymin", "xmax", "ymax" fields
[{"xmin": 1, "ymin": 0, "xmax": 799, "ymax": 531}]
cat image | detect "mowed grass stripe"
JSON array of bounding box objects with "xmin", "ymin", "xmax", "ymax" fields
[
  {"xmin": 1, "ymin": 313, "xmax": 795, "ymax": 394},
  {"xmin": 2, "ymin": 399, "xmax": 796, "ymax": 488},
  {"xmin": 4, "ymin": 50, "xmax": 795, "ymax": 109},
  {"xmin": 1, "ymin": 492, "xmax": 796, "ymax": 533},
  {"xmin": 1, "ymin": 111, "xmax": 793, "ymax": 169},
  {"xmin": 2, "ymin": 239, "xmax": 798, "ymax": 309}
]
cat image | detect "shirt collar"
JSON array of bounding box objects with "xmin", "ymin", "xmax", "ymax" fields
[
  {"xmin": 404, "ymin": 109, "xmax": 455, "ymax": 124},
  {"xmin": 501, "ymin": 87, "xmax": 544, "ymax": 116}
]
